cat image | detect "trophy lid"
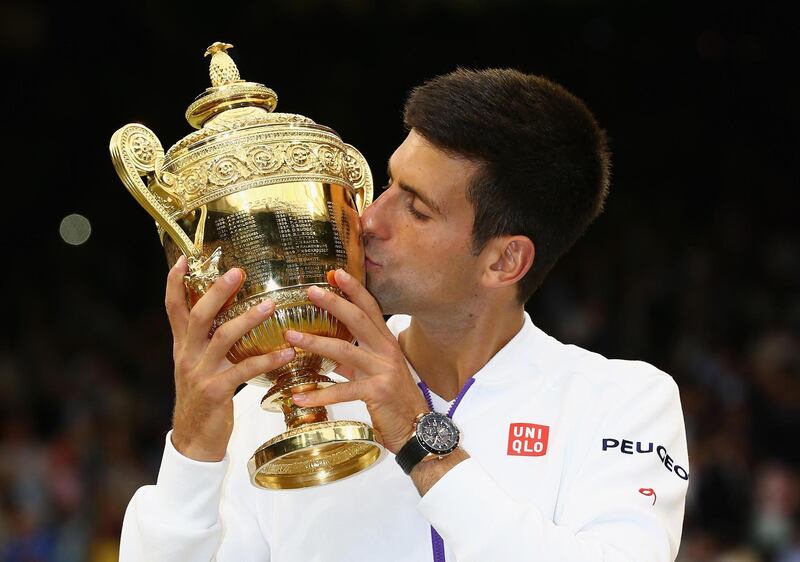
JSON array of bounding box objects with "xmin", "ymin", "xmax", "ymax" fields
[
  {"xmin": 156, "ymin": 43, "xmax": 371, "ymax": 213},
  {"xmin": 185, "ymin": 42, "xmax": 278, "ymax": 129},
  {"xmin": 166, "ymin": 42, "xmax": 320, "ymax": 160}
]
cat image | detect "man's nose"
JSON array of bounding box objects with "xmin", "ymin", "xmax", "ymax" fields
[{"xmin": 360, "ymin": 189, "xmax": 390, "ymax": 240}]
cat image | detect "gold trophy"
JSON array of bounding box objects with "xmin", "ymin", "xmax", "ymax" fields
[{"xmin": 110, "ymin": 42, "xmax": 382, "ymax": 489}]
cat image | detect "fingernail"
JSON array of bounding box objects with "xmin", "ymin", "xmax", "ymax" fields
[
  {"xmin": 336, "ymin": 269, "xmax": 351, "ymax": 281},
  {"xmin": 224, "ymin": 268, "xmax": 241, "ymax": 284},
  {"xmin": 285, "ymin": 330, "xmax": 301, "ymax": 343},
  {"xmin": 293, "ymin": 392, "xmax": 307, "ymax": 403},
  {"xmin": 175, "ymin": 255, "xmax": 187, "ymax": 269},
  {"xmin": 308, "ymin": 286, "xmax": 324, "ymax": 298},
  {"xmin": 256, "ymin": 299, "xmax": 273, "ymax": 314},
  {"xmin": 280, "ymin": 347, "xmax": 295, "ymax": 359}
]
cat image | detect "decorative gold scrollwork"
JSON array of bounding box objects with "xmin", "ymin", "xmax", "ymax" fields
[
  {"xmin": 344, "ymin": 144, "xmax": 373, "ymax": 215},
  {"xmin": 247, "ymin": 145, "xmax": 284, "ymax": 174},
  {"xmin": 317, "ymin": 144, "xmax": 342, "ymax": 174},
  {"xmin": 128, "ymin": 132, "xmax": 157, "ymax": 168},
  {"xmin": 178, "ymin": 166, "xmax": 209, "ymax": 197},
  {"xmin": 161, "ymin": 136, "xmax": 368, "ymax": 211},
  {"xmin": 207, "ymin": 154, "xmax": 251, "ymax": 186},
  {"xmin": 110, "ymin": 124, "xmax": 199, "ymax": 259},
  {"xmin": 284, "ymin": 143, "xmax": 318, "ymax": 172}
]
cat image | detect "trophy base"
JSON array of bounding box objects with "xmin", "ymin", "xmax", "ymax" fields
[{"xmin": 248, "ymin": 420, "xmax": 382, "ymax": 489}]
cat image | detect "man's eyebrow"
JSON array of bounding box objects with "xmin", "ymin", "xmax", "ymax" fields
[{"xmin": 386, "ymin": 160, "xmax": 444, "ymax": 216}]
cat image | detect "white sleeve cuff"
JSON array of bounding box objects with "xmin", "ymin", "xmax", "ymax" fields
[
  {"xmin": 154, "ymin": 430, "xmax": 231, "ymax": 529},
  {"xmin": 417, "ymin": 457, "xmax": 521, "ymax": 541}
]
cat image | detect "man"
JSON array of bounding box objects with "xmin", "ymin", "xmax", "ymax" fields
[{"xmin": 121, "ymin": 68, "xmax": 689, "ymax": 561}]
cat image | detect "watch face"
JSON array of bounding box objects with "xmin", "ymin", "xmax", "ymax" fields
[{"xmin": 417, "ymin": 412, "xmax": 460, "ymax": 455}]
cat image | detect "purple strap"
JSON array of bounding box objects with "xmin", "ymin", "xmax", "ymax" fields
[
  {"xmin": 446, "ymin": 377, "xmax": 476, "ymax": 418},
  {"xmin": 416, "ymin": 377, "xmax": 476, "ymax": 418},
  {"xmin": 419, "ymin": 381, "xmax": 436, "ymax": 412},
  {"xmin": 416, "ymin": 376, "xmax": 476, "ymax": 562},
  {"xmin": 430, "ymin": 526, "xmax": 447, "ymax": 562}
]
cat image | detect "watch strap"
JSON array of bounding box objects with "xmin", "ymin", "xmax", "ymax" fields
[{"xmin": 395, "ymin": 432, "xmax": 430, "ymax": 475}]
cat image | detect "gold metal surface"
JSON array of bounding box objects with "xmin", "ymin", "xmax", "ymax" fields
[
  {"xmin": 110, "ymin": 43, "xmax": 381, "ymax": 489},
  {"xmin": 248, "ymin": 421, "xmax": 382, "ymax": 489}
]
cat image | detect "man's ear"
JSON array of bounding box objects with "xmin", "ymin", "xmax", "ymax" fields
[{"xmin": 482, "ymin": 236, "xmax": 535, "ymax": 288}]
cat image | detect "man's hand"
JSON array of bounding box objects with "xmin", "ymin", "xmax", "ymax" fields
[
  {"xmin": 166, "ymin": 256, "xmax": 296, "ymax": 462},
  {"xmin": 287, "ymin": 269, "xmax": 430, "ymax": 454}
]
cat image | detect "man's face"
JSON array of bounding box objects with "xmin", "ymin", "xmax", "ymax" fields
[{"xmin": 361, "ymin": 129, "xmax": 483, "ymax": 316}]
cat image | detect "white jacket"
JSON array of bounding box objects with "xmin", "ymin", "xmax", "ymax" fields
[{"xmin": 120, "ymin": 313, "xmax": 689, "ymax": 561}]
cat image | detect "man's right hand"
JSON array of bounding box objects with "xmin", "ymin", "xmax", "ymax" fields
[{"xmin": 165, "ymin": 255, "xmax": 296, "ymax": 462}]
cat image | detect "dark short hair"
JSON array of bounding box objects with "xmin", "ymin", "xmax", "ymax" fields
[{"xmin": 404, "ymin": 68, "xmax": 611, "ymax": 303}]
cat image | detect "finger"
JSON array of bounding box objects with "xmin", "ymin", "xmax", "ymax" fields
[
  {"xmin": 307, "ymin": 282, "xmax": 393, "ymax": 351},
  {"xmin": 333, "ymin": 269, "xmax": 395, "ymax": 340},
  {"xmin": 331, "ymin": 363, "xmax": 357, "ymax": 381},
  {"xmin": 184, "ymin": 268, "xmax": 244, "ymax": 357},
  {"xmin": 205, "ymin": 299, "xmax": 275, "ymax": 362},
  {"xmin": 165, "ymin": 255, "xmax": 190, "ymax": 345},
  {"xmin": 285, "ymin": 330, "xmax": 379, "ymax": 374},
  {"xmin": 218, "ymin": 347, "xmax": 296, "ymax": 391},
  {"xmin": 293, "ymin": 379, "xmax": 365, "ymax": 407}
]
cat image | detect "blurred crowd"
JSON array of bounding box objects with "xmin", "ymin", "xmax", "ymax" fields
[
  {"xmin": 2, "ymin": 200, "xmax": 798, "ymax": 561},
  {"xmin": 533, "ymin": 201, "xmax": 800, "ymax": 562}
]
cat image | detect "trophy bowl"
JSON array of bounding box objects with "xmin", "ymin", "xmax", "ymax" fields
[{"xmin": 110, "ymin": 42, "xmax": 381, "ymax": 489}]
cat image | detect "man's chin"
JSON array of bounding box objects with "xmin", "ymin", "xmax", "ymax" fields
[{"xmin": 365, "ymin": 276, "xmax": 406, "ymax": 316}]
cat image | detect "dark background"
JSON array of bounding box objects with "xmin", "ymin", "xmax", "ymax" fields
[{"xmin": 1, "ymin": 1, "xmax": 798, "ymax": 561}]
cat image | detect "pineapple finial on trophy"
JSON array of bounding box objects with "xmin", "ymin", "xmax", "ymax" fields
[
  {"xmin": 204, "ymin": 42, "xmax": 241, "ymax": 86},
  {"xmin": 184, "ymin": 41, "xmax": 277, "ymax": 129}
]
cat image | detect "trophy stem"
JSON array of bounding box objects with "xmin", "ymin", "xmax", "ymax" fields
[
  {"xmin": 261, "ymin": 371, "xmax": 334, "ymax": 428},
  {"xmin": 283, "ymin": 405, "xmax": 328, "ymax": 429},
  {"xmin": 249, "ymin": 369, "xmax": 384, "ymax": 489}
]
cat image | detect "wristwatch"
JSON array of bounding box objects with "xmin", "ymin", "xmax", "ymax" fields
[{"xmin": 395, "ymin": 412, "xmax": 461, "ymax": 475}]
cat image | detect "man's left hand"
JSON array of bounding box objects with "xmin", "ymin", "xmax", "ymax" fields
[{"xmin": 287, "ymin": 269, "xmax": 430, "ymax": 454}]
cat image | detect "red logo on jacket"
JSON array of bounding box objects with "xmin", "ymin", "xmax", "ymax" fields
[{"xmin": 507, "ymin": 423, "xmax": 549, "ymax": 456}]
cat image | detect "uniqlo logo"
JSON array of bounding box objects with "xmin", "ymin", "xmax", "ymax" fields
[{"xmin": 507, "ymin": 423, "xmax": 549, "ymax": 456}]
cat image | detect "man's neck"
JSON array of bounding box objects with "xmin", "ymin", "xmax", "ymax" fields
[{"xmin": 398, "ymin": 302, "xmax": 525, "ymax": 401}]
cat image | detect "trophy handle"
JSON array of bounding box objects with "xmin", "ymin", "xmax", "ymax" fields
[
  {"xmin": 110, "ymin": 124, "xmax": 200, "ymax": 260},
  {"xmin": 344, "ymin": 144, "xmax": 373, "ymax": 215}
]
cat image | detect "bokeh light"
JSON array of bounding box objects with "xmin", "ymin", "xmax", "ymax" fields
[{"xmin": 59, "ymin": 213, "xmax": 92, "ymax": 245}]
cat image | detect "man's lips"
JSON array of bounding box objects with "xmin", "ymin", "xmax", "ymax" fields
[{"xmin": 365, "ymin": 255, "xmax": 381, "ymax": 267}]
